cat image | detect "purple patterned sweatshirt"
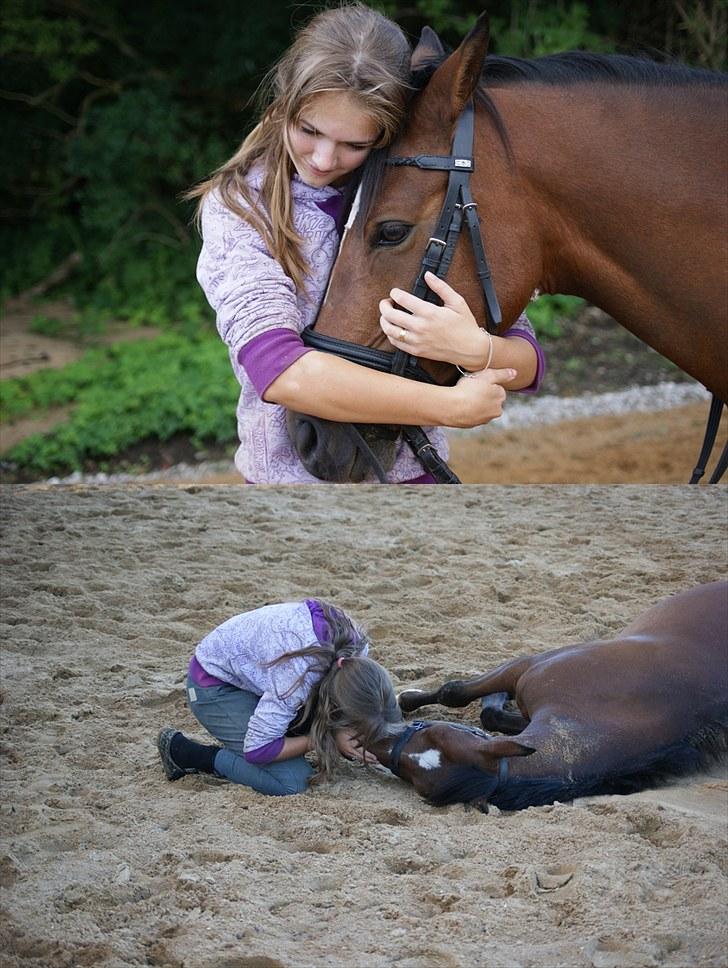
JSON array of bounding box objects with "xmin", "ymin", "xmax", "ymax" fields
[
  {"xmin": 196, "ymin": 167, "xmax": 545, "ymax": 483},
  {"xmin": 190, "ymin": 600, "xmax": 368, "ymax": 764}
]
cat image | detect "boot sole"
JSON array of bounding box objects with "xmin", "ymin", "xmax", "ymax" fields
[{"xmin": 157, "ymin": 727, "xmax": 198, "ymax": 782}]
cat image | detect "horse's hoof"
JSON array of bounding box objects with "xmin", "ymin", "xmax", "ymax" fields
[{"xmin": 397, "ymin": 689, "xmax": 426, "ymax": 713}]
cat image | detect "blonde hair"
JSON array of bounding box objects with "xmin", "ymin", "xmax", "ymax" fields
[
  {"xmin": 185, "ymin": 3, "xmax": 411, "ymax": 290},
  {"xmin": 268, "ymin": 602, "xmax": 402, "ymax": 780},
  {"xmin": 313, "ymin": 654, "xmax": 403, "ymax": 778}
]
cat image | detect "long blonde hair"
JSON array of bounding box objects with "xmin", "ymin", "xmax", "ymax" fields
[
  {"xmin": 185, "ymin": 3, "xmax": 411, "ymax": 290},
  {"xmin": 313, "ymin": 654, "xmax": 403, "ymax": 778},
  {"xmin": 268, "ymin": 602, "xmax": 402, "ymax": 780}
]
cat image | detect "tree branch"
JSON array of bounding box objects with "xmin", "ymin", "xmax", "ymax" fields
[{"xmin": 17, "ymin": 252, "xmax": 82, "ymax": 300}]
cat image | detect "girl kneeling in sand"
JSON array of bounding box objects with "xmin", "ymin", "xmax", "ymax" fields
[{"xmin": 157, "ymin": 600, "xmax": 399, "ymax": 796}]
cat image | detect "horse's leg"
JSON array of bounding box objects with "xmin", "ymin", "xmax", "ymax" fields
[
  {"xmin": 479, "ymin": 692, "xmax": 529, "ymax": 734},
  {"xmin": 398, "ymin": 655, "xmax": 534, "ymax": 714}
]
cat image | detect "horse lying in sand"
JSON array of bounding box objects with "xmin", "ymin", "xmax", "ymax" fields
[{"xmin": 366, "ymin": 582, "xmax": 727, "ymax": 810}]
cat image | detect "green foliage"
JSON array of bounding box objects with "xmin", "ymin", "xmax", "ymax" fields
[
  {"xmin": 1, "ymin": 0, "xmax": 292, "ymax": 323},
  {"xmin": 411, "ymin": 0, "xmax": 477, "ymax": 37},
  {"xmin": 673, "ymin": 0, "xmax": 727, "ymax": 70},
  {"xmin": 526, "ymin": 294, "xmax": 585, "ymax": 338},
  {"xmin": 1, "ymin": 333, "xmax": 239, "ymax": 476},
  {"xmin": 491, "ymin": 2, "xmax": 615, "ymax": 57},
  {"xmin": 29, "ymin": 314, "xmax": 65, "ymax": 337}
]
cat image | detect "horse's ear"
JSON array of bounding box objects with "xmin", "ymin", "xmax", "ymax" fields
[
  {"xmin": 411, "ymin": 25, "xmax": 445, "ymax": 74},
  {"xmin": 447, "ymin": 12, "xmax": 490, "ymax": 118},
  {"xmin": 486, "ymin": 738, "xmax": 536, "ymax": 759}
]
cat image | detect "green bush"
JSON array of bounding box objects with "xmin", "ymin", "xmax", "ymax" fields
[
  {"xmin": 526, "ymin": 293, "xmax": 585, "ymax": 338},
  {"xmin": 1, "ymin": 333, "xmax": 239, "ymax": 477},
  {"xmin": 28, "ymin": 314, "xmax": 66, "ymax": 338}
]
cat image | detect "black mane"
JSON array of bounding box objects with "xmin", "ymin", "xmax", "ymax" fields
[
  {"xmin": 412, "ymin": 50, "xmax": 727, "ymax": 92},
  {"xmin": 480, "ymin": 51, "xmax": 727, "ymax": 88},
  {"xmin": 426, "ymin": 720, "xmax": 728, "ymax": 811}
]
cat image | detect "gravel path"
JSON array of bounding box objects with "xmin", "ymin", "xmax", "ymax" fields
[{"xmin": 457, "ymin": 379, "xmax": 711, "ymax": 434}]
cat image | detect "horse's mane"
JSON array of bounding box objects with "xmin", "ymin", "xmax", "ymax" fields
[
  {"xmin": 353, "ymin": 49, "xmax": 726, "ymax": 233},
  {"xmin": 411, "ymin": 50, "xmax": 727, "ymax": 91},
  {"xmin": 479, "ymin": 51, "xmax": 727, "ymax": 89},
  {"xmin": 426, "ymin": 720, "xmax": 728, "ymax": 811}
]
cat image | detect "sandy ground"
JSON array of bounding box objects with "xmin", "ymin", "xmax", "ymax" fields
[
  {"xmin": 1, "ymin": 484, "xmax": 727, "ymax": 968},
  {"xmin": 446, "ymin": 402, "xmax": 727, "ymax": 484}
]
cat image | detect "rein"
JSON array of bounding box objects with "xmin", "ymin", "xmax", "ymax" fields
[
  {"xmin": 690, "ymin": 395, "xmax": 727, "ymax": 484},
  {"xmin": 301, "ymin": 99, "xmax": 502, "ymax": 484}
]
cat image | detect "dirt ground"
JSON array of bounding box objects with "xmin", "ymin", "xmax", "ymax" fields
[
  {"xmin": 1, "ymin": 484, "xmax": 726, "ymax": 968},
  {"xmin": 446, "ymin": 402, "xmax": 727, "ymax": 484}
]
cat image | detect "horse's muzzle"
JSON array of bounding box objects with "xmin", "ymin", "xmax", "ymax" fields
[{"xmin": 286, "ymin": 412, "xmax": 399, "ymax": 483}]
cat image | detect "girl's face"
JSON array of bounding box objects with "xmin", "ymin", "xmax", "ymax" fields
[{"xmin": 288, "ymin": 91, "xmax": 380, "ymax": 189}]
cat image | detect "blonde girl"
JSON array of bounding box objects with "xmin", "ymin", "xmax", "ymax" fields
[
  {"xmin": 188, "ymin": 3, "xmax": 543, "ymax": 483},
  {"xmin": 157, "ymin": 600, "xmax": 401, "ymax": 795}
]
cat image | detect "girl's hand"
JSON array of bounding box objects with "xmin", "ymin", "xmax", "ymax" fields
[
  {"xmin": 448, "ymin": 366, "xmax": 517, "ymax": 428},
  {"xmin": 335, "ymin": 728, "xmax": 379, "ymax": 765},
  {"xmin": 379, "ymin": 271, "xmax": 490, "ymax": 371}
]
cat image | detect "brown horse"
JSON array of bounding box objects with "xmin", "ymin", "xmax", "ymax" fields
[
  {"xmin": 364, "ymin": 581, "xmax": 727, "ymax": 810},
  {"xmin": 289, "ymin": 14, "xmax": 728, "ymax": 482}
]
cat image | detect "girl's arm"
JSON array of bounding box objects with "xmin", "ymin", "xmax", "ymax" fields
[
  {"xmin": 264, "ymin": 352, "xmax": 516, "ymax": 429},
  {"xmin": 198, "ymin": 195, "xmax": 520, "ymax": 427},
  {"xmin": 270, "ymin": 735, "xmax": 313, "ymax": 761},
  {"xmin": 379, "ymin": 271, "xmax": 542, "ymax": 390},
  {"xmin": 267, "ymin": 730, "xmax": 377, "ymax": 763}
]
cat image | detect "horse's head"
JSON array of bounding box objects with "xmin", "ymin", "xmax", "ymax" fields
[
  {"xmin": 393, "ymin": 722, "xmax": 535, "ymax": 809},
  {"xmin": 288, "ymin": 13, "xmax": 540, "ymax": 481}
]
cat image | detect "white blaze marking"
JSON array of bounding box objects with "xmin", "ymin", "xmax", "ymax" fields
[
  {"xmin": 321, "ymin": 183, "xmax": 363, "ymax": 308},
  {"xmin": 408, "ymin": 749, "xmax": 441, "ymax": 770},
  {"xmin": 343, "ymin": 183, "xmax": 362, "ymax": 232}
]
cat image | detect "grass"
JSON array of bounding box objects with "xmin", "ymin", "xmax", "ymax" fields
[{"xmin": 0, "ymin": 332, "xmax": 239, "ymax": 478}]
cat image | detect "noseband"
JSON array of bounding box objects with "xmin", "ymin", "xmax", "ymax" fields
[{"xmin": 301, "ymin": 100, "xmax": 502, "ymax": 484}]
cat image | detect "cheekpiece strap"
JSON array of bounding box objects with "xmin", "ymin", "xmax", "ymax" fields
[{"xmin": 389, "ymin": 721, "xmax": 432, "ymax": 777}]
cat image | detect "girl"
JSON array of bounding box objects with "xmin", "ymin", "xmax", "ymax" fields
[
  {"xmin": 157, "ymin": 599, "xmax": 400, "ymax": 796},
  {"xmin": 188, "ymin": 3, "xmax": 544, "ymax": 483}
]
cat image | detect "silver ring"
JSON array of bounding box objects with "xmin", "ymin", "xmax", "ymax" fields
[{"xmin": 399, "ymin": 328, "xmax": 407, "ymax": 341}]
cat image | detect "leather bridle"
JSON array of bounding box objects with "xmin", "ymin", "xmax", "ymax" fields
[
  {"xmin": 387, "ymin": 718, "xmax": 510, "ymax": 810},
  {"xmin": 300, "ymin": 100, "xmax": 728, "ymax": 485},
  {"xmin": 301, "ymin": 100, "xmax": 502, "ymax": 484}
]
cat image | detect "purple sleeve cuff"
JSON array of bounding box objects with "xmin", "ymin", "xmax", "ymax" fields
[
  {"xmin": 244, "ymin": 736, "xmax": 285, "ymax": 764},
  {"xmin": 305, "ymin": 598, "xmax": 331, "ymax": 644},
  {"xmin": 238, "ymin": 328, "xmax": 314, "ymax": 398},
  {"xmin": 504, "ymin": 327, "xmax": 546, "ymax": 395}
]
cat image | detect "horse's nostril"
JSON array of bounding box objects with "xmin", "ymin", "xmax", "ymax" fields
[{"xmin": 297, "ymin": 419, "xmax": 316, "ymax": 456}]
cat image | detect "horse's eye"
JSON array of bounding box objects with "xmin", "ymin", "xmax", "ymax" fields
[{"xmin": 373, "ymin": 222, "xmax": 412, "ymax": 247}]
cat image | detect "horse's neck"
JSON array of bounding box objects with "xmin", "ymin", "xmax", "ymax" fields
[{"xmin": 486, "ymin": 84, "xmax": 727, "ymax": 394}]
